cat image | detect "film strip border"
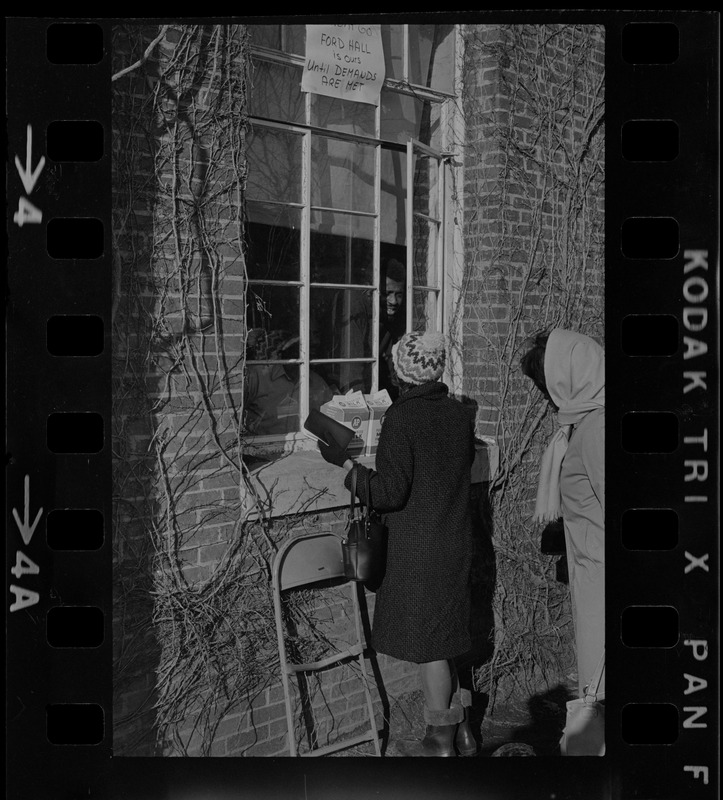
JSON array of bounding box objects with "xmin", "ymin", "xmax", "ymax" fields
[
  {"xmin": 6, "ymin": 19, "xmax": 112, "ymax": 795},
  {"xmin": 607, "ymin": 14, "xmax": 719, "ymax": 799},
  {"xmin": 5, "ymin": 14, "xmax": 719, "ymax": 800}
]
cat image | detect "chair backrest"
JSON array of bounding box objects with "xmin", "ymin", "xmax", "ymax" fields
[{"xmin": 274, "ymin": 532, "xmax": 345, "ymax": 592}]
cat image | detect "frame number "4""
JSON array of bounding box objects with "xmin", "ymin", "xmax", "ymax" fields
[{"xmin": 13, "ymin": 124, "xmax": 45, "ymax": 227}]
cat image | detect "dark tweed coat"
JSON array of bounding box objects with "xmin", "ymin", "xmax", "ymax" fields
[{"xmin": 344, "ymin": 381, "xmax": 474, "ymax": 663}]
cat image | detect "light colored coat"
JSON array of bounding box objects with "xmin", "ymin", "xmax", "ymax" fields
[{"xmin": 538, "ymin": 328, "xmax": 605, "ymax": 698}]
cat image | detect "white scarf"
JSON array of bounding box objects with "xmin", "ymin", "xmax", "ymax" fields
[{"xmin": 533, "ymin": 329, "xmax": 605, "ymax": 524}]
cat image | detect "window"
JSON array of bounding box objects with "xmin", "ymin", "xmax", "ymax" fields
[{"xmin": 244, "ymin": 24, "xmax": 458, "ymax": 445}]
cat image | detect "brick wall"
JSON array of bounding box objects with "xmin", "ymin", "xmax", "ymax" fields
[
  {"xmin": 457, "ymin": 24, "xmax": 605, "ymax": 699},
  {"xmin": 460, "ymin": 24, "xmax": 605, "ymax": 439},
  {"xmin": 111, "ymin": 23, "xmax": 260, "ymax": 755},
  {"xmin": 111, "ymin": 20, "xmax": 420, "ymax": 752}
]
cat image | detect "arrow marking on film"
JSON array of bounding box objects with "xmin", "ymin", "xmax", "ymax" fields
[
  {"xmin": 15, "ymin": 125, "xmax": 46, "ymax": 195},
  {"xmin": 12, "ymin": 475, "xmax": 43, "ymax": 547}
]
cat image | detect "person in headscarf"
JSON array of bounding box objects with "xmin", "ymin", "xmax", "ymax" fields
[
  {"xmin": 319, "ymin": 331, "xmax": 477, "ymax": 756},
  {"xmin": 521, "ymin": 328, "xmax": 605, "ymax": 701}
]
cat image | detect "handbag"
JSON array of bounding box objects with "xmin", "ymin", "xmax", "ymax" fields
[
  {"xmin": 540, "ymin": 518, "xmax": 566, "ymax": 555},
  {"xmin": 342, "ymin": 466, "xmax": 387, "ymax": 591},
  {"xmin": 540, "ymin": 518, "xmax": 569, "ymax": 584},
  {"xmin": 559, "ymin": 648, "xmax": 605, "ymax": 756}
]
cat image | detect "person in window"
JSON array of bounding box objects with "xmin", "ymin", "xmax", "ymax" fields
[
  {"xmin": 331, "ymin": 257, "xmax": 406, "ymax": 400},
  {"xmin": 319, "ymin": 331, "xmax": 476, "ymax": 756},
  {"xmin": 521, "ymin": 328, "xmax": 605, "ymax": 704},
  {"xmin": 244, "ymin": 333, "xmax": 334, "ymax": 436}
]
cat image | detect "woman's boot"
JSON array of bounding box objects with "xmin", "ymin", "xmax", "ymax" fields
[
  {"xmin": 396, "ymin": 705, "xmax": 464, "ymax": 757},
  {"xmin": 454, "ymin": 688, "xmax": 478, "ymax": 756}
]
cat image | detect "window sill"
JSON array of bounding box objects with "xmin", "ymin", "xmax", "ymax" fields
[
  {"xmin": 243, "ymin": 438, "xmax": 498, "ymax": 520},
  {"xmin": 243, "ymin": 451, "xmax": 376, "ymax": 520}
]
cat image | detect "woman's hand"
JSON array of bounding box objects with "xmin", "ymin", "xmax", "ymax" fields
[{"xmin": 318, "ymin": 439, "xmax": 348, "ymax": 468}]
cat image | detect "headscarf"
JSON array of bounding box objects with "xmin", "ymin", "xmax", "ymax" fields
[{"xmin": 534, "ymin": 328, "xmax": 605, "ymax": 523}]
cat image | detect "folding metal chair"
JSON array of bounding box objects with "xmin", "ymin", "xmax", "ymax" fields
[{"xmin": 272, "ymin": 531, "xmax": 381, "ymax": 756}]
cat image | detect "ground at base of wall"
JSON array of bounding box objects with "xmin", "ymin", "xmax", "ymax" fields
[{"xmin": 329, "ymin": 676, "xmax": 579, "ymax": 757}]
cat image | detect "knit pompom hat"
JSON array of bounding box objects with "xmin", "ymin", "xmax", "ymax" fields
[{"xmin": 392, "ymin": 331, "xmax": 447, "ymax": 385}]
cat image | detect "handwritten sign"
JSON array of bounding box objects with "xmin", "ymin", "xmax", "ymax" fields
[{"xmin": 302, "ymin": 24, "xmax": 385, "ymax": 106}]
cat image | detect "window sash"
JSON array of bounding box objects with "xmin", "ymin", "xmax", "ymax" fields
[
  {"xmin": 246, "ymin": 25, "xmax": 457, "ymax": 441},
  {"xmin": 406, "ymin": 139, "xmax": 444, "ymax": 333}
]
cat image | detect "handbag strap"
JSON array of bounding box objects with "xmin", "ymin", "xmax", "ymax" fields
[
  {"xmin": 584, "ymin": 647, "xmax": 605, "ymax": 703},
  {"xmin": 349, "ymin": 464, "xmax": 358, "ymax": 520},
  {"xmin": 363, "ymin": 468, "xmax": 373, "ymax": 519},
  {"xmin": 349, "ymin": 464, "xmax": 375, "ymax": 521}
]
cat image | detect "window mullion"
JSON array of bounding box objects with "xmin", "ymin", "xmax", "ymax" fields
[
  {"xmin": 299, "ymin": 128, "xmax": 311, "ymax": 425},
  {"xmin": 372, "ymin": 141, "xmax": 381, "ymax": 392},
  {"xmin": 402, "ymin": 25, "xmax": 409, "ymax": 84},
  {"xmin": 405, "ymin": 139, "xmax": 414, "ymax": 331},
  {"xmin": 437, "ymin": 156, "xmax": 445, "ymax": 332}
]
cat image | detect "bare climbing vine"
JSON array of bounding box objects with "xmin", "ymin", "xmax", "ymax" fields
[
  {"xmin": 455, "ymin": 24, "xmax": 605, "ymax": 707},
  {"xmin": 112, "ymin": 23, "xmax": 336, "ymax": 756}
]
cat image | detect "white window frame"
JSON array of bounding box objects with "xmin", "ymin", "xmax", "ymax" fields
[
  {"xmin": 245, "ymin": 24, "xmax": 464, "ymax": 453},
  {"xmin": 407, "ymin": 139, "xmax": 446, "ymax": 334}
]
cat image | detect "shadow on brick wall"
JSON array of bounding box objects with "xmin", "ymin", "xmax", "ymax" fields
[
  {"xmin": 455, "ymin": 480, "xmax": 497, "ymax": 739},
  {"xmin": 111, "ymin": 25, "xmax": 164, "ymax": 755}
]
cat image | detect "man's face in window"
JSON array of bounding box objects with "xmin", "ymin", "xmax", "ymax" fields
[{"xmin": 384, "ymin": 277, "xmax": 404, "ymax": 319}]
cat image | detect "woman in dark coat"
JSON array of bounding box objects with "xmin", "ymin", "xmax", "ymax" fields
[{"xmin": 319, "ymin": 331, "xmax": 476, "ymax": 756}]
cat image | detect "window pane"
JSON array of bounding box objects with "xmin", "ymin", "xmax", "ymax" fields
[
  {"xmin": 249, "ymin": 24, "xmax": 305, "ymax": 56},
  {"xmin": 412, "ymin": 289, "xmax": 437, "ymax": 331},
  {"xmin": 408, "ymin": 24, "xmax": 455, "ymax": 93},
  {"xmin": 310, "ymin": 211, "xmax": 374, "ymax": 285},
  {"xmin": 413, "ymin": 152, "xmax": 440, "ymax": 221},
  {"xmin": 310, "ymin": 287, "xmax": 375, "ymax": 394},
  {"xmin": 426, "ymin": 102, "xmax": 444, "ymax": 151},
  {"xmin": 413, "ymin": 216, "xmax": 440, "ymax": 288},
  {"xmin": 249, "ymin": 59, "xmax": 304, "ymax": 124},
  {"xmin": 247, "ymin": 127, "xmax": 302, "ymax": 204},
  {"xmin": 380, "ymin": 89, "xmax": 441, "ymax": 148},
  {"xmin": 380, "ymin": 147, "xmax": 407, "ymax": 246},
  {"xmin": 311, "ymin": 135, "xmax": 375, "ymax": 213},
  {"xmin": 246, "ymin": 285, "xmax": 300, "ymax": 354},
  {"xmin": 249, "ymin": 24, "xmax": 281, "ymax": 51},
  {"xmin": 381, "ymin": 25, "xmax": 404, "ymax": 81},
  {"xmin": 247, "ymin": 202, "xmax": 301, "ymax": 281},
  {"xmin": 244, "ymin": 363, "xmax": 301, "ymax": 436},
  {"xmin": 284, "ymin": 25, "xmax": 305, "ymax": 56},
  {"xmin": 310, "ymin": 94, "xmax": 376, "ymax": 138},
  {"xmin": 244, "ymin": 359, "xmax": 336, "ymax": 437}
]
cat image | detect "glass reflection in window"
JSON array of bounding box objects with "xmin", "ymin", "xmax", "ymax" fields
[
  {"xmin": 247, "ymin": 127, "xmax": 302, "ymax": 204},
  {"xmin": 245, "ymin": 286, "xmax": 315, "ymax": 436},
  {"xmin": 408, "ymin": 24, "xmax": 455, "ymax": 93},
  {"xmin": 249, "ymin": 24, "xmax": 305, "ymax": 57},
  {"xmin": 412, "ymin": 217, "xmax": 440, "ymax": 289},
  {"xmin": 310, "ymin": 211, "xmax": 374, "ymax": 285},
  {"xmin": 380, "ymin": 90, "xmax": 441, "ymax": 149},
  {"xmin": 412, "ymin": 289, "xmax": 437, "ymax": 331},
  {"xmin": 247, "ymin": 203, "xmax": 301, "ymax": 282},
  {"xmin": 380, "ymin": 148, "xmax": 407, "ymax": 247},
  {"xmin": 245, "ymin": 285, "xmax": 300, "ymax": 356},
  {"xmin": 248, "ymin": 60, "xmax": 304, "ymax": 124},
  {"xmin": 311, "ymin": 135, "xmax": 375, "ymax": 213},
  {"xmin": 381, "ymin": 25, "xmax": 404, "ymax": 81},
  {"xmin": 311, "ymin": 94, "xmax": 376, "ymax": 138}
]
